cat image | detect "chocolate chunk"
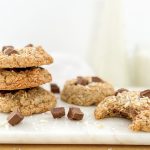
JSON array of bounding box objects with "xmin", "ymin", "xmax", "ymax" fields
[
  {"xmin": 76, "ymin": 76, "xmax": 89, "ymax": 86},
  {"xmin": 115, "ymin": 88, "xmax": 129, "ymax": 96},
  {"xmin": 7, "ymin": 110, "xmax": 24, "ymax": 126},
  {"xmin": 2, "ymin": 46, "xmax": 14, "ymax": 52},
  {"xmin": 50, "ymin": 83, "xmax": 60, "ymax": 93},
  {"xmin": 25, "ymin": 44, "xmax": 33, "ymax": 47},
  {"xmin": 51, "ymin": 107, "xmax": 65, "ymax": 118},
  {"xmin": 92, "ymin": 76, "xmax": 104, "ymax": 83},
  {"xmin": 120, "ymin": 111, "xmax": 128, "ymax": 118},
  {"xmin": 3, "ymin": 48, "xmax": 18, "ymax": 56},
  {"xmin": 67, "ymin": 107, "xmax": 84, "ymax": 120},
  {"xmin": 140, "ymin": 90, "xmax": 150, "ymax": 98}
]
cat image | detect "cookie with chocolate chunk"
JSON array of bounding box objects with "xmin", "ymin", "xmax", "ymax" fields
[
  {"xmin": 0, "ymin": 45, "xmax": 53, "ymax": 68},
  {"xmin": 61, "ymin": 76, "xmax": 114, "ymax": 106},
  {"xmin": 0, "ymin": 67, "xmax": 51, "ymax": 90},
  {"xmin": 0, "ymin": 87, "xmax": 56, "ymax": 116},
  {"xmin": 94, "ymin": 89, "xmax": 150, "ymax": 132}
]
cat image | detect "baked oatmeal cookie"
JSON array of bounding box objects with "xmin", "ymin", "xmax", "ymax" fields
[
  {"xmin": 0, "ymin": 67, "xmax": 51, "ymax": 90},
  {"xmin": 94, "ymin": 89, "xmax": 150, "ymax": 132},
  {"xmin": 61, "ymin": 76, "xmax": 115, "ymax": 106},
  {"xmin": 0, "ymin": 45, "xmax": 53, "ymax": 68},
  {"xmin": 0, "ymin": 87, "xmax": 56, "ymax": 116}
]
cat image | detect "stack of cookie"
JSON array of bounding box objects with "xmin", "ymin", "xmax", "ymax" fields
[{"xmin": 0, "ymin": 44, "xmax": 56, "ymax": 116}]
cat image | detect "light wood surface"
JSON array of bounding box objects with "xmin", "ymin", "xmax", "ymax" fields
[{"xmin": 0, "ymin": 145, "xmax": 149, "ymax": 150}]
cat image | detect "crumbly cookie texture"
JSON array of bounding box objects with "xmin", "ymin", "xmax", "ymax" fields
[
  {"xmin": 94, "ymin": 91, "xmax": 150, "ymax": 132},
  {"xmin": 0, "ymin": 67, "xmax": 52, "ymax": 90},
  {"xmin": 0, "ymin": 46, "xmax": 53, "ymax": 68},
  {"xmin": 0, "ymin": 87, "xmax": 56, "ymax": 116},
  {"xmin": 61, "ymin": 77, "xmax": 115, "ymax": 106}
]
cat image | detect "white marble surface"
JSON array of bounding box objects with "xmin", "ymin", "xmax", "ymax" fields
[
  {"xmin": 0, "ymin": 93, "xmax": 149, "ymax": 145},
  {"xmin": 0, "ymin": 52, "xmax": 149, "ymax": 144}
]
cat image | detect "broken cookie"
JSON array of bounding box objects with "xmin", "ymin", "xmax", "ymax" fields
[{"xmin": 94, "ymin": 89, "xmax": 150, "ymax": 132}]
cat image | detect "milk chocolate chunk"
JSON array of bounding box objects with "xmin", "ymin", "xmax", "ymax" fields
[
  {"xmin": 2, "ymin": 45, "xmax": 14, "ymax": 52},
  {"xmin": 76, "ymin": 76, "xmax": 88, "ymax": 86},
  {"xmin": 92, "ymin": 76, "xmax": 104, "ymax": 83},
  {"xmin": 140, "ymin": 90, "xmax": 150, "ymax": 98},
  {"xmin": 67, "ymin": 107, "xmax": 84, "ymax": 120},
  {"xmin": 7, "ymin": 110, "xmax": 24, "ymax": 126},
  {"xmin": 51, "ymin": 107, "xmax": 65, "ymax": 118},
  {"xmin": 3, "ymin": 48, "xmax": 18, "ymax": 56},
  {"xmin": 25, "ymin": 44, "xmax": 33, "ymax": 47},
  {"xmin": 51, "ymin": 83, "xmax": 60, "ymax": 93},
  {"xmin": 115, "ymin": 88, "xmax": 129, "ymax": 96}
]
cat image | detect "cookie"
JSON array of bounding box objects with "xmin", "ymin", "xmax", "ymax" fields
[
  {"xmin": 61, "ymin": 76, "xmax": 115, "ymax": 106},
  {"xmin": 0, "ymin": 87, "xmax": 56, "ymax": 116},
  {"xmin": 94, "ymin": 89, "xmax": 150, "ymax": 132},
  {"xmin": 0, "ymin": 45, "xmax": 53, "ymax": 68},
  {"xmin": 0, "ymin": 67, "xmax": 51, "ymax": 90}
]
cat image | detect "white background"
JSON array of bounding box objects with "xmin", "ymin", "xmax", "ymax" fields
[
  {"xmin": 0, "ymin": 0, "xmax": 97, "ymax": 59},
  {"xmin": 0, "ymin": 0, "xmax": 150, "ymax": 56}
]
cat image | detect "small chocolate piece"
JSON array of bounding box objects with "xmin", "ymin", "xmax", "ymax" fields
[
  {"xmin": 115, "ymin": 88, "xmax": 129, "ymax": 96},
  {"xmin": 76, "ymin": 76, "xmax": 89, "ymax": 86},
  {"xmin": 51, "ymin": 107, "xmax": 65, "ymax": 118},
  {"xmin": 140, "ymin": 90, "xmax": 150, "ymax": 98},
  {"xmin": 67, "ymin": 107, "xmax": 84, "ymax": 120},
  {"xmin": 3, "ymin": 48, "xmax": 18, "ymax": 56},
  {"xmin": 7, "ymin": 110, "xmax": 24, "ymax": 126},
  {"xmin": 25, "ymin": 44, "xmax": 33, "ymax": 47},
  {"xmin": 2, "ymin": 45, "xmax": 14, "ymax": 52},
  {"xmin": 50, "ymin": 83, "xmax": 60, "ymax": 93},
  {"xmin": 92, "ymin": 76, "xmax": 104, "ymax": 83}
]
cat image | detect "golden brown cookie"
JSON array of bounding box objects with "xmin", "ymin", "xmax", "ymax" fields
[
  {"xmin": 0, "ymin": 45, "xmax": 53, "ymax": 68},
  {"xmin": 0, "ymin": 67, "xmax": 51, "ymax": 90},
  {"xmin": 94, "ymin": 89, "xmax": 150, "ymax": 132},
  {"xmin": 61, "ymin": 76, "xmax": 115, "ymax": 106},
  {"xmin": 0, "ymin": 87, "xmax": 56, "ymax": 116}
]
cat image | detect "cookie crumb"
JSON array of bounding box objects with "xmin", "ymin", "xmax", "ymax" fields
[
  {"xmin": 97, "ymin": 124, "xmax": 104, "ymax": 129},
  {"xmin": 39, "ymin": 119, "xmax": 49, "ymax": 124},
  {"xmin": 0, "ymin": 121, "xmax": 8, "ymax": 127}
]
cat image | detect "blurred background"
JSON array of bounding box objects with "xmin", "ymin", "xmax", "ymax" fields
[{"xmin": 0, "ymin": 0, "xmax": 149, "ymax": 87}]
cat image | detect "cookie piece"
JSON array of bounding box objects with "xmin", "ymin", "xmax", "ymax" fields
[
  {"xmin": 61, "ymin": 76, "xmax": 115, "ymax": 106},
  {"xmin": 0, "ymin": 87, "xmax": 56, "ymax": 116},
  {"xmin": 0, "ymin": 45, "xmax": 53, "ymax": 68},
  {"xmin": 94, "ymin": 90, "xmax": 150, "ymax": 132},
  {"xmin": 0, "ymin": 67, "xmax": 52, "ymax": 90}
]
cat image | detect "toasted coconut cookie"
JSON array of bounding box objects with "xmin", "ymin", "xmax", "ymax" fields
[
  {"xmin": 94, "ymin": 89, "xmax": 150, "ymax": 132},
  {"xmin": 0, "ymin": 67, "xmax": 51, "ymax": 90},
  {"xmin": 61, "ymin": 76, "xmax": 115, "ymax": 106},
  {"xmin": 0, "ymin": 87, "xmax": 56, "ymax": 116}
]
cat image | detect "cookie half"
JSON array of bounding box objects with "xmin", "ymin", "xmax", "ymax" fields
[
  {"xmin": 0, "ymin": 67, "xmax": 52, "ymax": 90},
  {"xmin": 0, "ymin": 46, "xmax": 53, "ymax": 68},
  {"xmin": 0, "ymin": 87, "xmax": 56, "ymax": 116},
  {"xmin": 61, "ymin": 76, "xmax": 115, "ymax": 106}
]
